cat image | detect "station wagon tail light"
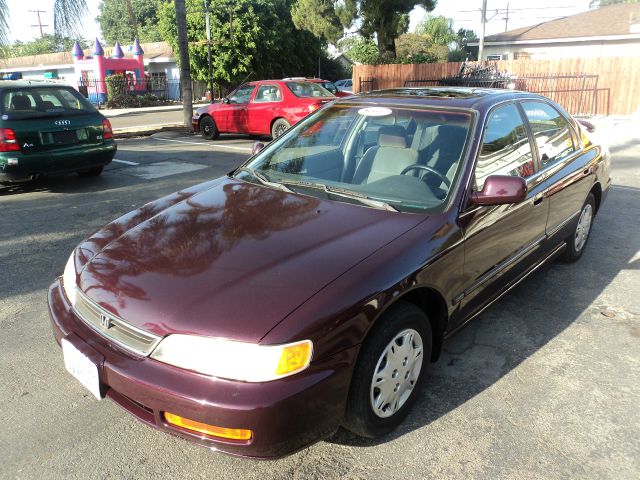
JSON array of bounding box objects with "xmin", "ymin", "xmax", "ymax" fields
[
  {"xmin": 102, "ymin": 119, "xmax": 113, "ymax": 140},
  {"xmin": 150, "ymin": 336, "xmax": 313, "ymax": 382},
  {"xmin": 0, "ymin": 128, "xmax": 20, "ymax": 152},
  {"xmin": 164, "ymin": 412, "xmax": 252, "ymax": 441}
]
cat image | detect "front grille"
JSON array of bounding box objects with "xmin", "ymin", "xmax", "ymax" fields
[{"xmin": 73, "ymin": 290, "xmax": 161, "ymax": 356}]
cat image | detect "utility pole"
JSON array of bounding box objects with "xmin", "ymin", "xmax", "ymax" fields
[
  {"xmin": 478, "ymin": 0, "xmax": 488, "ymax": 62},
  {"xmin": 29, "ymin": 10, "xmax": 48, "ymax": 38},
  {"xmin": 503, "ymin": 3, "xmax": 510, "ymax": 32},
  {"xmin": 204, "ymin": 0, "xmax": 214, "ymax": 102}
]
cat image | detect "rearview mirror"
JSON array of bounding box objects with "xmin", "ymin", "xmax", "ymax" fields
[
  {"xmin": 471, "ymin": 175, "xmax": 526, "ymax": 206},
  {"xmin": 252, "ymin": 141, "xmax": 265, "ymax": 156}
]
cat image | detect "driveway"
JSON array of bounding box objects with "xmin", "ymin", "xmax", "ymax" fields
[{"xmin": 1, "ymin": 127, "xmax": 638, "ymax": 479}]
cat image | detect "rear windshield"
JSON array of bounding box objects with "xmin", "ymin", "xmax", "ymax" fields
[
  {"xmin": 1, "ymin": 86, "xmax": 97, "ymax": 119},
  {"xmin": 285, "ymin": 81, "xmax": 334, "ymax": 98}
]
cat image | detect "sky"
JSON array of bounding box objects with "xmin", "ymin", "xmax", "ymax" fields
[{"xmin": 5, "ymin": 0, "xmax": 594, "ymax": 45}]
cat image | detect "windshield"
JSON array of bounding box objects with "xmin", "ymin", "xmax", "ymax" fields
[
  {"xmin": 285, "ymin": 81, "xmax": 334, "ymax": 98},
  {"xmin": 236, "ymin": 103, "xmax": 473, "ymax": 213}
]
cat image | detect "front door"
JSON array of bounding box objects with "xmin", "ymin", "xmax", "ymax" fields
[
  {"xmin": 455, "ymin": 102, "xmax": 549, "ymax": 324},
  {"xmin": 221, "ymin": 84, "xmax": 255, "ymax": 133}
]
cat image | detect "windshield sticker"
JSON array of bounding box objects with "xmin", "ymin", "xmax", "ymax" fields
[{"xmin": 357, "ymin": 107, "xmax": 392, "ymax": 117}]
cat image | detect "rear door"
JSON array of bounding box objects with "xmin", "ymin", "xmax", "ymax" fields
[
  {"xmin": 520, "ymin": 101, "xmax": 595, "ymax": 243},
  {"xmin": 247, "ymin": 83, "xmax": 282, "ymax": 135}
]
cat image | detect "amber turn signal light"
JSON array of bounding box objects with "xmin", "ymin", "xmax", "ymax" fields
[{"xmin": 164, "ymin": 412, "xmax": 252, "ymax": 440}]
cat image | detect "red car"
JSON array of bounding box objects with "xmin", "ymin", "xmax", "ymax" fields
[
  {"xmin": 192, "ymin": 80, "xmax": 335, "ymax": 139},
  {"xmin": 283, "ymin": 77, "xmax": 351, "ymax": 98},
  {"xmin": 49, "ymin": 88, "xmax": 610, "ymax": 458}
]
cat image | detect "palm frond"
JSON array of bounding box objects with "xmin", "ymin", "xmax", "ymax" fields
[
  {"xmin": 0, "ymin": 0, "xmax": 10, "ymax": 46},
  {"xmin": 54, "ymin": 0, "xmax": 88, "ymax": 37}
]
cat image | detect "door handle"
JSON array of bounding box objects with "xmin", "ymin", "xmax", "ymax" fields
[
  {"xmin": 533, "ymin": 194, "xmax": 544, "ymax": 206},
  {"xmin": 583, "ymin": 167, "xmax": 591, "ymax": 176}
]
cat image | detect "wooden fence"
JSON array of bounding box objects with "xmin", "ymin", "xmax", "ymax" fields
[{"xmin": 353, "ymin": 56, "xmax": 640, "ymax": 116}]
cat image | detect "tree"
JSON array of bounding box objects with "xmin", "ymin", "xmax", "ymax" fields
[
  {"xmin": 158, "ymin": 0, "xmax": 334, "ymax": 90},
  {"xmin": 338, "ymin": 36, "xmax": 380, "ymax": 64},
  {"xmin": 590, "ymin": 0, "xmax": 639, "ymax": 7},
  {"xmin": 448, "ymin": 28, "xmax": 478, "ymax": 61},
  {"xmin": 97, "ymin": 0, "xmax": 163, "ymax": 44},
  {"xmin": 0, "ymin": 34, "xmax": 89, "ymax": 58},
  {"xmin": 415, "ymin": 15, "xmax": 456, "ymax": 47},
  {"xmin": 174, "ymin": 0, "xmax": 192, "ymax": 128},
  {"xmin": 291, "ymin": 0, "xmax": 436, "ymax": 60},
  {"xmin": 395, "ymin": 33, "xmax": 447, "ymax": 64}
]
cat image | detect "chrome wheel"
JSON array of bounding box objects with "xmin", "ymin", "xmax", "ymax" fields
[
  {"xmin": 370, "ymin": 328, "xmax": 423, "ymax": 418},
  {"xmin": 574, "ymin": 203, "xmax": 593, "ymax": 252}
]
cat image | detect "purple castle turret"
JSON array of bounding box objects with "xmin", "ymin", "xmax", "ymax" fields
[
  {"xmin": 112, "ymin": 41, "xmax": 124, "ymax": 59},
  {"xmin": 92, "ymin": 38, "xmax": 104, "ymax": 56},
  {"xmin": 71, "ymin": 41, "xmax": 84, "ymax": 60}
]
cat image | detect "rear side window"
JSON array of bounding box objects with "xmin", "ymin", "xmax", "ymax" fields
[
  {"xmin": 286, "ymin": 82, "xmax": 333, "ymax": 98},
  {"xmin": 1, "ymin": 87, "xmax": 96, "ymax": 119},
  {"xmin": 521, "ymin": 101, "xmax": 576, "ymax": 168},
  {"xmin": 475, "ymin": 103, "xmax": 534, "ymax": 190},
  {"xmin": 252, "ymin": 84, "xmax": 282, "ymax": 103}
]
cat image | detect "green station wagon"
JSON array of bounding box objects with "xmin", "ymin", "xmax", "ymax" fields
[{"xmin": 0, "ymin": 81, "xmax": 116, "ymax": 183}]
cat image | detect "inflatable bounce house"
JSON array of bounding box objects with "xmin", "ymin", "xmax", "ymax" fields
[{"xmin": 71, "ymin": 38, "xmax": 145, "ymax": 104}]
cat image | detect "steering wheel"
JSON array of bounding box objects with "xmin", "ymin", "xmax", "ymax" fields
[{"xmin": 400, "ymin": 164, "xmax": 451, "ymax": 188}]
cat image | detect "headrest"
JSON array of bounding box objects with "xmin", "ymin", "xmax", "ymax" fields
[
  {"xmin": 378, "ymin": 125, "xmax": 407, "ymax": 148},
  {"xmin": 11, "ymin": 96, "xmax": 32, "ymax": 109}
]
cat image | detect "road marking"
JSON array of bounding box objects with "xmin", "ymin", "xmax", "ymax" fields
[
  {"xmin": 112, "ymin": 158, "xmax": 139, "ymax": 166},
  {"xmin": 125, "ymin": 161, "xmax": 208, "ymax": 180},
  {"xmin": 152, "ymin": 136, "xmax": 253, "ymax": 152}
]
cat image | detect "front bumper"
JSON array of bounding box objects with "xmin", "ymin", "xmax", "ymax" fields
[
  {"xmin": 0, "ymin": 142, "xmax": 116, "ymax": 182},
  {"xmin": 47, "ymin": 279, "xmax": 357, "ymax": 458}
]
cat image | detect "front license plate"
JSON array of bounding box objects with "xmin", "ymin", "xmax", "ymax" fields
[{"xmin": 62, "ymin": 338, "xmax": 102, "ymax": 400}]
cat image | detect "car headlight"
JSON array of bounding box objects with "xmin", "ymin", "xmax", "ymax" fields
[
  {"xmin": 62, "ymin": 251, "xmax": 77, "ymax": 307},
  {"xmin": 150, "ymin": 335, "xmax": 313, "ymax": 382}
]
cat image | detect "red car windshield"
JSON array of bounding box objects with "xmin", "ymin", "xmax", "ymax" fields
[
  {"xmin": 285, "ymin": 82, "xmax": 334, "ymax": 98},
  {"xmin": 240, "ymin": 103, "xmax": 473, "ymax": 213}
]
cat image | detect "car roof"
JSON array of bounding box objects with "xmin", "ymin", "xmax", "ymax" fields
[{"xmin": 350, "ymin": 87, "xmax": 547, "ymax": 111}]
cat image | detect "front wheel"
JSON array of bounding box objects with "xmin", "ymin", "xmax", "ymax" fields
[
  {"xmin": 559, "ymin": 193, "xmax": 595, "ymax": 262},
  {"xmin": 342, "ymin": 302, "xmax": 432, "ymax": 438},
  {"xmin": 271, "ymin": 118, "xmax": 290, "ymax": 139},
  {"xmin": 200, "ymin": 116, "xmax": 219, "ymax": 140}
]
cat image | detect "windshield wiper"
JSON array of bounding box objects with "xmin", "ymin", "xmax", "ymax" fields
[
  {"xmin": 281, "ymin": 180, "xmax": 399, "ymax": 212},
  {"xmin": 234, "ymin": 167, "xmax": 293, "ymax": 193}
]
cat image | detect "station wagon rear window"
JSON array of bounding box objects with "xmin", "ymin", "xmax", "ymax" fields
[
  {"xmin": 1, "ymin": 86, "xmax": 97, "ymax": 119},
  {"xmin": 285, "ymin": 82, "xmax": 334, "ymax": 98}
]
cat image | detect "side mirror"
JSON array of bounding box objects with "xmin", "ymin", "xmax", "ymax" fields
[
  {"xmin": 252, "ymin": 141, "xmax": 265, "ymax": 156},
  {"xmin": 222, "ymin": 97, "xmax": 230, "ymax": 104},
  {"xmin": 471, "ymin": 175, "xmax": 526, "ymax": 206}
]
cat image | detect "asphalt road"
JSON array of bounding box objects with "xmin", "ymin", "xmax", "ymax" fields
[
  {"xmin": 106, "ymin": 108, "xmax": 185, "ymax": 130},
  {"xmin": 1, "ymin": 126, "xmax": 639, "ymax": 479}
]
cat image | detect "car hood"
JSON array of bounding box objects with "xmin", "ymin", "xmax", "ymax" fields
[{"xmin": 77, "ymin": 177, "xmax": 425, "ymax": 343}]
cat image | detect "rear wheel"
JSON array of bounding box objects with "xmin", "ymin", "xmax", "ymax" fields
[
  {"xmin": 559, "ymin": 193, "xmax": 595, "ymax": 262},
  {"xmin": 77, "ymin": 166, "xmax": 103, "ymax": 177},
  {"xmin": 342, "ymin": 302, "xmax": 432, "ymax": 438},
  {"xmin": 200, "ymin": 116, "xmax": 219, "ymax": 140},
  {"xmin": 271, "ymin": 118, "xmax": 290, "ymax": 139}
]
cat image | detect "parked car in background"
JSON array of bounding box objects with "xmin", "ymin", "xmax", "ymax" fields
[
  {"xmin": 0, "ymin": 81, "xmax": 116, "ymax": 183},
  {"xmin": 50, "ymin": 88, "xmax": 609, "ymax": 458},
  {"xmin": 283, "ymin": 77, "xmax": 351, "ymax": 97},
  {"xmin": 192, "ymin": 80, "xmax": 335, "ymax": 140},
  {"xmin": 334, "ymin": 78, "xmax": 353, "ymax": 93}
]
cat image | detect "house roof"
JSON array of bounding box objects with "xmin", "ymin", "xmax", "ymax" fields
[
  {"xmin": 0, "ymin": 41, "xmax": 174, "ymax": 71},
  {"xmin": 470, "ymin": 3, "xmax": 640, "ymax": 45}
]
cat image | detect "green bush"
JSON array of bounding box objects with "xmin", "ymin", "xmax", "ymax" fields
[{"xmin": 105, "ymin": 93, "xmax": 172, "ymax": 109}]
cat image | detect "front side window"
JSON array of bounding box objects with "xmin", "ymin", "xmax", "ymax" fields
[
  {"xmin": 234, "ymin": 104, "xmax": 473, "ymax": 213},
  {"xmin": 252, "ymin": 85, "xmax": 282, "ymax": 103},
  {"xmin": 522, "ymin": 101, "xmax": 576, "ymax": 168},
  {"xmin": 475, "ymin": 103, "xmax": 534, "ymax": 191},
  {"xmin": 1, "ymin": 87, "xmax": 96, "ymax": 119},
  {"xmin": 227, "ymin": 84, "xmax": 255, "ymax": 104}
]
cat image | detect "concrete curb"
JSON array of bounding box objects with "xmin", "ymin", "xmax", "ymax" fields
[{"xmin": 113, "ymin": 124, "xmax": 191, "ymax": 139}]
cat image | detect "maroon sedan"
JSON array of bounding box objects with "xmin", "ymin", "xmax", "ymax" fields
[
  {"xmin": 192, "ymin": 80, "xmax": 335, "ymax": 140},
  {"xmin": 49, "ymin": 88, "xmax": 610, "ymax": 458}
]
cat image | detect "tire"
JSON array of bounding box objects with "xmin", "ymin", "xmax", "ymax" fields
[
  {"xmin": 559, "ymin": 193, "xmax": 595, "ymax": 263},
  {"xmin": 271, "ymin": 118, "xmax": 290, "ymax": 139},
  {"xmin": 77, "ymin": 166, "xmax": 104, "ymax": 177},
  {"xmin": 200, "ymin": 116, "xmax": 219, "ymax": 140},
  {"xmin": 342, "ymin": 302, "xmax": 432, "ymax": 438}
]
